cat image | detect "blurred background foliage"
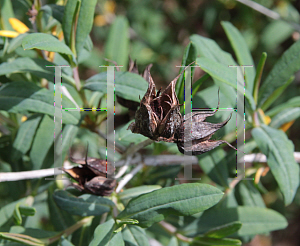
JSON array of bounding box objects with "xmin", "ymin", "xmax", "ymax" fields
[{"xmin": 1, "ymin": 0, "xmax": 300, "ymax": 245}]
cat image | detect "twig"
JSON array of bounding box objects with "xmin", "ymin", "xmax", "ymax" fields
[
  {"xmin": 158, "ymin": 221, "xmax": 192, "ymax": 243},
  {"xmin": 96, "ymin": 129, "xmax": 126, "ymax": 153},
  {"xmin": 115, "ymin": 154, "xmax": 133, "ymax": 179},
  {"xmin": 122, "ymin": 139, "xmax": 154, "ymax": 158},
  {"xmin": 0, "ymin": 168, "xmax": 61, "ymax": 182},
  {"xmin": 0, "ymin": 155, "xmax": 198, "ymax": 182},
  {"xmin": 116, "ymin": 163, "xmax": 143, "ymax": 193},
  {"xmin": 235, "ymin": 0, "xmax": 280, "ymax": 19},
  {"xmin": 235, "ymin": 0, "xmax": 300, "ymax": 32}
]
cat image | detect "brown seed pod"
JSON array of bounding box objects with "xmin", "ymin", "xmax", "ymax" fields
[
  {"xmin": 128, "ymin": 65, "xmax": 183, "ymax": 141},
  {"xmin": 62, "ymin": 146, "xmax": 116, "ymax": 196}
]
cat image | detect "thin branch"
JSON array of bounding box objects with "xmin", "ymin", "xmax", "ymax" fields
[
  {"xmin": 235, "ymin": 0, "xmax": 300, "ymax": 32},
  {"xmin": 96, "ymin": 129, "xmax": 126, "ymax": 153},
  {"xmin": 0, "ymin": 168, "xmax": 62, "ymax": 182},
  {"xmin": 116, "ymin": 163, "xmax": 143, "ymax": 193},
  {"xmin": 115, "ymin": 154, "xmax": 133, "ymax": 179},
  {"xmin": 158, "ymin": 221, "xmax": 192, "ymax": 243},
  {"xmin": 122, "ymin": 139, "xmax": 154, "ymax": 158}
]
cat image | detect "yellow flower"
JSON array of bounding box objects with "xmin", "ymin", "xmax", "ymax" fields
[{"xmin": 0, "ymin": 18, "xmax": 29, "ymax": 38}]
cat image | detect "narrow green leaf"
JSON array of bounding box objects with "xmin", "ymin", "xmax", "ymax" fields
[
  {"xmin": 221, "ymin": 21, "xmax": 255, "ymax": 93},
  {"xmin": 122, "ymin": 225, "xmax": 150, "ymax": 246},
  {"xmin": 48, "ymin": 184, "xmax": 76, "ymax": 231},
  {"xmin": 62, "ymin": 0, "xmax": 77, "ymax": 48},
  {"xmin": 40, "ymin": 4, "xmax": 65, "ymax": 23},
  {"xmin": 176, "ymin": 42, "xmax": 197, "ymax": 103},
  {"xmin": 0, "ymin": 0, "xmax": 14, "ymax": 30},
  {"xmin": 0, "ymin": 198, "xmax": 27, "ymax": 227},
  {"xmin": 0, "ymin": 57, "xmax": 75, "ymax": 85},
  {"xmin": 0, "ymin": 81, "xmax": 79, "ymax": 125},
  {"xmin": 22, "ymin": 33, "xmax": 73, "ymax": 55},
  {"xmin": 13, "ymin": 203, "xmax": 22, "ymax": 225},
  {"xmin": 118, "ymin": 185, "xmax": 162, "ymax": 201},
  {"xmin": 190, "ymin": 34, "xmax": 238, "ymax": 108},
  {"xmin": 7, "ymin": 33, "xmax": 29, "ymax": 54},
  {"xmin": 29, "ymin": 115, "xmax": 54, "ymax": 170},
  {"xmin": 253, "ymin": 52, "xmax": 267, "ymax": 105},
  {"xmin": 196, "ymin": 57, "xmax": 256, "ymax": 111},
  {"xmin": 53, "ymin": 190, "xmax": 115, "ymax": 216},
  {"xmin": 117, "ymin": 183, "xmax": 223, "ymax": 228},
  {"xmin": 89, "ymin": 219, "xmax": 115, "ymax": 246},
  {"xmin": 270, "ymin": 107, "xmax": 300, "ymax": 129},
  {"xmin": 182, "ymin": 206, "xmax": 287, "ymax": 236},
  {"xmin": 191, "ymin": 236, "xmax": 242, "ymax": 246},
  {"xmin": 75, "ymin": 0, "xmax": 97, "ymax": 56},
  {"xmin": 261, "ymin": 76, "xmax": 294, "ymax": 111},
  {"xmin": 18, "ymin": 206, "xmax": 36, "ymax": 217},
  {"xmin": 266, "ymin": 96, "xmax": 300, "ymax": 117},
  {"xmin": 236, "ymin": 181, "xmax": 265, "ymax": 207},
  {"xmin": 258, "ymin": 40, "xmax": 300, "ymax": 107},
  {"xmin": 198, "ymin": 148, "xmax": 229, "ymax": 188},
  {"xmin": 252, "ymin": 125, "xmax": 300, "ymax": 205},
  {"xmin": 105, "ymin": 16, "xmax": 129, "ymax": 71},
  {"xmin": 0, "ymin": 232, "xmax": 44, "ymax": 246},
  {"xmin": 12, "ymin": 114, "xmax": 42, "ymax": 161},
  {"xmin": 60, "ymin": 237, "xmax": 75, "ymax": 246},
  {"xmin": 192, "ymin": 74, "xmax": 210, "ymax": 98},
  {"xmin": 85, "ymin": 71, "xmax": 148, "ymax": 102},
  {"xmin": 204, "ymin": 221, "xmax": 242, "ymax": 239}
]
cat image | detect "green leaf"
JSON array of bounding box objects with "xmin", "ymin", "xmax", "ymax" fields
[
  {"xmin": 89, "ymin": 219, "xmax": 116, "ymax": 246},
  {"xmin": 13, "ymin": 203, "xmax": 22, "ymax": 225},
  {"xmin": 0, "ymin": 57, "xmax": 75, "ymax": 85},
  {"xmin": 53, "ymin": 190, "xmax": 115, "ymax": 216},
  {"xmin": 253, "ymin": 52, "xmax": 267, "ymax": 105},
  {"xmin": 196, "ymin": 57, "xmax": 256, "ymax": 111},
  {"xmin": 40, "ymin": 4, "xmax": 65, "ymax": 23},
  {"xmin": 0, "ymin": 232, "xmax": 44, "ymax": 246},
  {"xmin": 60, "ymin": 237, "xmax": 75, "ymax": 246},
  {"xmin": 62, "ymin": 0, "xmax": 77, "ymax": 48},
  {"xmin": 266, "ymin": 96, "xmax": 300, "ymax": 117},
  {"xmin": 48, "ymin": 184, "xmax": 76, "ymax": 231},
  {"xmin": 29, "ymin": 115, "xmax": 54, "ymax": 170},
  {"xmin": 117, "ymin": 183, "xmax": 223, "ymax": 228},
  {"xmin": 7, "ymin": 33, "xmax": 29, "ymax": 54},
  {"xmin": 85, "ymin": 71, "xmax": 148, "ymax": 102},
  {"xmin": 0, "ymin": 198, "xmax": 27, "ymax": 228},
  {"xmin": 12, "ymin": 114, "xmax": 42, "ymax": 161},
  {"xmin": 22, "ymin": 33, "xmax": 73, "ymax": 55},
  {"xmin": 236, "ymin": 181, "xmax": 265, "ymax": 207},
  {"xmin": 191, "ymin": 236, "xmax": 242, "ymax": 246},
  {"xmin": 0, "ymin": 0, "xmax": 14, "ymax": 30},
  {"xmin": 199, "ymin": 148, "xmax": 229, "ymax": 188},
  {"xmin": 18, "ymin": 206, "xmax": 36, "ymax": 217},
  {"xmin": 0, "ymin": 81, "xmax": 79, "ymax": 125},
  {"xmin": 258, "ymin": 40, "xmax": 300, "ymax": 107},
  {"xmin": 118, "ymin": 185, "xmax": 162, "ymax": 201},
  {"xmin": 221, "ymin": 21, "xmax": 255, "ymax": 93},
  {"xmin": 261, "ymin": 76, "xmax": 294, "ymax": 111},
  {"xmin": 270, "ymin": 107, "xmax": 300, "ymax": 129},
  {"xmin": 182, "ymin": 206, "xmax": 287, "ymax": 236},
  {"xmin": 176, "ymin": 42, "xmax": 197, "ymax": 104},
  {"xmin": 105, "ymin": 16, "xmax": 129, "ymax": 71},
  {"xmin": 75, "ymin": 0, "xmax": 97, "ymax": 56},
  {"xmin": 204, "ymin": 221, "xmax": 242, "ymax": 239},
  {"xmin": 252, "ymin": 125, "xmax": 300, "ymax": 205},
  {"xmin": 122, "ymin": 225, "xmax": 150, "ymax": 246},
  {"xmin": 190, "ymin": 34, "xmax": 237, "ymax": 108}
]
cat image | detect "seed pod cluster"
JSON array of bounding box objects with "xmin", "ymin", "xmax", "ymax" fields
[
  {"xmin": 62, "ymin": 152, "xmax": 116, "ymax": 196},
  {"xmin": 128, "ymin": 65, "xmax": 236, "ymax": 155}
]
